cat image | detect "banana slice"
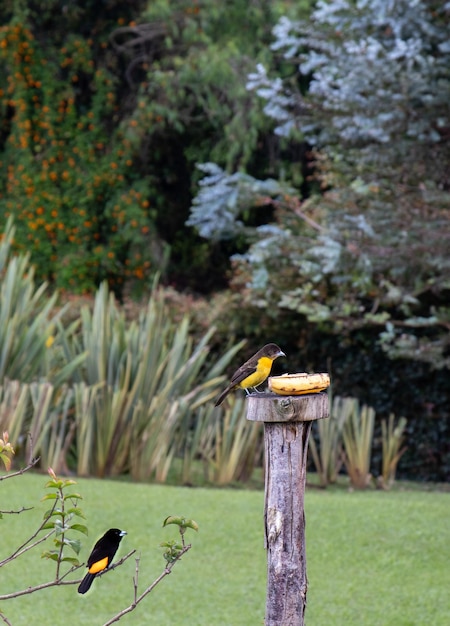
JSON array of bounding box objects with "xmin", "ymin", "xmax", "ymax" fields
[{"xmin": 268, "ymin": 372, "xmax": 330, "ymax": 396}]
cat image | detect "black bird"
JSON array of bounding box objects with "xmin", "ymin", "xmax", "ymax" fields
[{"xmin": 78, "ymin": 528, "xmax": 127, "ymax": 594}]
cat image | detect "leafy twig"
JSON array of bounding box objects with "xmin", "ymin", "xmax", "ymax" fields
[
  {"xmin": 102, "ymin": 544, "xmax": 192, "ymax": 626},
  {"xmin": 102, "ymin": 517, "xmax": 197, "ymax": 625}
]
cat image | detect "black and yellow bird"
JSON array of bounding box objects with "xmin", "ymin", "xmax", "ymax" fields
[
  {"xmin": 78, "ymin": 528, "xmax": 127, "ymax": 594},
  {"xmin": 214, "ymin": 343, "xmax": 285, "ymax": 407}
]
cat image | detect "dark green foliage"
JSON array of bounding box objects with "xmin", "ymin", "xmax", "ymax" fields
[
  {"xmin": 185, "ymin": 1, "xmax": 450, "ymax": 481},
  {"xmin": 0, "ymin": 0, "xmax": 310, "ymax": 293},
  {"xmin": 299, "ymin": 328, "xmax": 450, "ymax": 483},
  {"xmin": 189, "ymin": 0, "xmax": 450, "ymax": 363}
]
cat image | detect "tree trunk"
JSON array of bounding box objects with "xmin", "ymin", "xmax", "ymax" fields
[{"xmin": 247, "ymin": 393, "xmax": 329, "ymax": 626}]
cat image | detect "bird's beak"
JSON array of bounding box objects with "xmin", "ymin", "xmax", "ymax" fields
[
  {"xmin": 120, "ymin": 530, "xmax": 127, "ymax": 537},
  {"xmin": 278, "ymin": 350, "xmax": 286, "ymax": 358}
]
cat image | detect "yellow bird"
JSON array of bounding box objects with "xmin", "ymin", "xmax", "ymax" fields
[{"xmin": 215, "ymin": 343, "xmax": 285, "ymax": 406}]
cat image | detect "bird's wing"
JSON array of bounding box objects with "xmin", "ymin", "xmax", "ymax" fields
[
  {"xmin": 87, "ymin": 544, "xmax": 107, "ymax": 568},
  {"xmin": 229, "ymin": 363, "xmax": 257, "ymax": 387}
]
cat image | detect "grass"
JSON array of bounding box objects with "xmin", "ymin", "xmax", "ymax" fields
[{"xmin": 1, "ymin": 473, "xmax": 449, "ymax": 626}]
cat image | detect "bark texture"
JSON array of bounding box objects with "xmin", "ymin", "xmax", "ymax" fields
[{"xmin": 246, "ymin": 393, "xmax": 329, "ymax": 626}]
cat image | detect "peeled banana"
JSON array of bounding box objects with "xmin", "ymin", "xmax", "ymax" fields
[{"xmin": 268, "ymin": 372, "xmax": 330, "ymax": 396}]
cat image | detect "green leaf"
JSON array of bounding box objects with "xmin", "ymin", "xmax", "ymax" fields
[
  {"xmin": 45, "ymin": 479, "xmax": 64, "ymax": 489},
  {"xmin": 69, "ymin": 523, "xmax": 89, "ymax": 536},
  {"xmin": 163, "ymin": 515, "xmax": 184, "ymax": 527},
  {"xmin": 184, "ymin": 519, "xmax": 199, "ymax": 532},
  {"xmin": 41, "ymin": 493, "xmax": 59, "ymax": 501},
  {"xmin": 41, "ymin": 551, "xmax": 59, "ymax": 561},
  {"xmin": 163, "ymin": 515, "xmax": 199, "ymax": 532},
  {"xmin": 43, "ymin": 508, "xmax": 62, "ymax": 519},
  {"xmin": 61, "ymin": 479, "xmax": 78, "ymax": 487},
  {"xmin": 65, "ymin": 507, "xmax": 85, "ymax": 518},
  {"xmin": 64, "ymin": 538, "xmax": 82, "ymax": 554},
  {"xmin": 60, "ymin": 556, "xmax": 81, "ymax": 565},
  {"xmin": 63, "ymin": 492, "xmax": 82, "ymax": 501}
]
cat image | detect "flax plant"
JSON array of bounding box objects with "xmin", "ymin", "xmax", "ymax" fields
[
  {"xmin": 36, "ymin": 385, "xmax": 75, "ymax": 474},
  {"xmin": 380, "ymin": 413, "xmax": 407, "ymax": 488},
  {"xmin": 73, "ymin": 281, "xmax": 239, "ymax": 480},
  {"xmin": 0, "ymin": 381, "xmax": 76, "ymax": 472},
  {"xmin": 341, "ymin": 398, "xmax": 376, "ymax": 489},
  {"xmin": 128, "ymin": 318, "xmax": 239, "ymax": 483},
  {"xmin": 309, "ymin": 394, "xmax": 348, "ymax": 487},
  {"xmin": 0, "ymin": 230, "xmax": 60, "ymax": 381},
  {"xmin": 0, "ymin": 380, "xmax": 29, "ymax": 446},
  {"xmin": 202, "ymin": 397, "xmax": 263, "ymax": 485},
  {"xmin": 179, "ymin": 404, "xmax": 212, "ymax": 485}
]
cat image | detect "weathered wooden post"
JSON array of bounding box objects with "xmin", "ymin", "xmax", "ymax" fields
[{"xmin": 247, "ymin": 391, "xmax": 329, "ymax": 626}]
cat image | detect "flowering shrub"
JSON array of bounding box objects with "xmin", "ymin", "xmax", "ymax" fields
[{"xmin": 0, "ymin": 20, "xmax": 154, "ymax": 293}]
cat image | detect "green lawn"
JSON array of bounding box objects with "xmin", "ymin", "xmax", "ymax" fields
[{"xmin": 1, "ymin": 473, "xmax": 449, "ymax": 625}]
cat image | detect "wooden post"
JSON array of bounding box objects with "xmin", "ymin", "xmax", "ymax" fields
[{"xmin": 247, "ymin": 392, "xmax": 329, "ymax": 626}]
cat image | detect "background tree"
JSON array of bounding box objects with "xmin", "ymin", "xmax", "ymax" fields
[
  {"xmin": 189, "ymin": 0, "xmax": 450, "ymax": 367},
  {"xmin": 0, "ymin": 0, "xmax": 313, "ymax": 294},
  {"xmin": 187, "ymin": 0, "xmax": 450, "ymax": 480}
]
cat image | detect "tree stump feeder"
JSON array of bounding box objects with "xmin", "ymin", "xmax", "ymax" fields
[{"xmin": 246, "ymin": 391, "xmax": 329, "ymax": 626}]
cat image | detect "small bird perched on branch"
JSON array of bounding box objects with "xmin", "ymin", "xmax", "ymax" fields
[
  {"xmin": 214, "ymin": 343, "xmax": 285, "ymax": 406},
  {"xmin": 78, "ymin": 528, "xmax": 127, "ymax": 594}
]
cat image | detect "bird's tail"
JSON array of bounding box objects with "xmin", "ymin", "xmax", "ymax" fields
[
  {"xmin": 214, "ymin": 385, "xmax": 233, "ymax": 407},
  {"xmin": 78, "ymin": 572, "xmax": 96, "ymax": 594}
]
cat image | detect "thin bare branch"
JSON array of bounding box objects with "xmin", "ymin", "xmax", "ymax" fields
[
  {"xmin": 0, "ymin": 528, "xmax": 54, "ymax": 569},
  {"xmin": 0, "ymin": 506, "xmax": 33, "ymax": 515},
  {"xmin": 0, "ymin": 550, "xmax": 137, "ymax": 601},
  {"xmin": 0, "ymin": 457, "xmax": 40, "ymax": 482},
  {"xmin": 0, "ymin": 568, "xmax": 82, "ymax": 601},
  {"xmin": 94, "ymin": 549, "xmax": 137, "ymax": 581},
  {"xmin": 0, "ymin": 499, "xmax": 57, "ymax": 567},
  {"xmin": 102, "ymin": 545, "xmax": 191, "ymax": 626},
  {"xmin": 0, "ymin": 611, "xmax": 12, "ymax": 626},
  {"xmin": 133, "ymin": 554, "xmax": 140, "ymax": 603}
]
